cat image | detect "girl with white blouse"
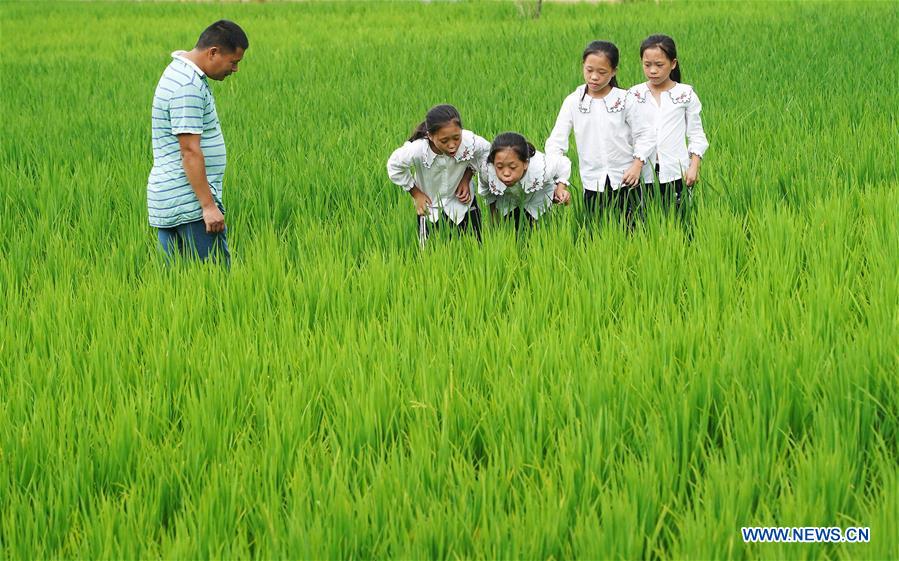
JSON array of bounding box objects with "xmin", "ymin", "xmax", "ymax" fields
[
  {"xmin": 478, "ymin": 132, "xmax": 572, "ymax": 227},
  {"xmin": 386, "ymin": 104, "xmax": 490, "ymax": 244},
  {"xmin": 545, "ymin": 40, "xmax": 653, "ymax": 223},
  {"xmin": 629, "ymin": 34, "xmax": 709, "ymax": 210}
]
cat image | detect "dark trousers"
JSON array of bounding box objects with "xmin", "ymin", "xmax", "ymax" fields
[
  {"xmin": 584, "ymin": 178, "xmax": 642, "ymax": 227},
  {"xmin": 506, "ymin": 207, "xmax": 536, "ymax": 230},
  {"xmin": 643, "ymin": 173, "xmax": 693, "ymax": 238},
  {"xmin": 644, "ymin": 163, "xmax": 690, "ymax": 214},
  {"xmin": 417, "ymin": 199, "xmax": 482, "ymax": 246},
  {"xmin": 644, "ymin": 178, "xmax": 687, "ymax": 208}
]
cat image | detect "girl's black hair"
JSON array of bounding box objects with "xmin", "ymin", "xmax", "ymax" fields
[
  {"xmin": 640, "ymin": 34, "xmax": 682, "ymax": 83},
  {"xmin": 408, "ymin": 104, "xmax": 463, "ymax": 142},
  {"xmin": 582, "ymin": 40, "xmax": 620, "ymax": 89},
  {"xmin": 487, "ymin": 132, "xmax": 536, "ymax": 164}
]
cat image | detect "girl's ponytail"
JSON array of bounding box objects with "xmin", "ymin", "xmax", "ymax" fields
[{"xmin": 408, "ymin": 121, "xmax": 429, "ymax": 142}]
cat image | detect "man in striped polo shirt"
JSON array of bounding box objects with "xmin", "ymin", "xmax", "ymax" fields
[{"xmin": 148, "ymin": 20, "xmax": 248, "ymax": 265}]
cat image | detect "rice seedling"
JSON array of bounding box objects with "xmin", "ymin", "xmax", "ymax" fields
[{"xmin": 1, "ymin": 1, "xmax": 896, "ymax": 558}]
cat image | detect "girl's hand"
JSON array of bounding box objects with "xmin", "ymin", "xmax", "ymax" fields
[
  {"xmin": 456, "ymin": 168, "xmax": 474, "ymax": 204},
  {"xmin": 553, "ymin": 183, "xmax": 571, "ymax": 205},
  {"xmin": 621, "ymin": 159, "xmax": 644, "ymax": 188},
  {"xmin": 410, "ymin": 186, "xmax": 432, "ymax": 216},
  {"xmin": 455, "ymin": 180, "xmax": 472, "ymax": 205},
  {"xmin": 685, "ymin": 162, "xmax": 700, "ymax": 187}
]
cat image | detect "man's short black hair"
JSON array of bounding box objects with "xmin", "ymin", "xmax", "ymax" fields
[{"xmin": 196, "ymin": 20, "xmax": 249, "ymax": 53}]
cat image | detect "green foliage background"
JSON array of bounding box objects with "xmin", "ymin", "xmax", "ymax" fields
[{"xmin": 1, "ymin": 1, "xmax": 896, "ymax": 558}]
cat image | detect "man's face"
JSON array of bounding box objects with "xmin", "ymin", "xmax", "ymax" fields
[{"xmin": 205, "ymin": 46, "xmax": 244, "ymax": 81}]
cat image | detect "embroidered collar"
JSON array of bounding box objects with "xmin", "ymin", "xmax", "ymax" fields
[
  {"xmin": 421, "ymin": 130, "xmax": 475, "ymax": 169},
  {"xmin": 485, "ymin": 164, "xmax": 507, "ymax": 196},
  {"xmin": 577, "ymin": 85, "xmax": 592, "ymax": 113},
  {"xmin": 629, "ymin": 83, "xmax": 651, "ymax": 104},
  {"xmin": 602, "ymin": 88, "xmax": 627, "ymax": 113},
  {"xmin": 667, "ymin": 83, "xmax": 693, "ymax": 104},
  {"xmin": 485, "ymin": 152, "xmax": 548, "ymax": 196},
  {"xmin": 578, "ymin": 86, "xmax": 628, "ymax": 113}
]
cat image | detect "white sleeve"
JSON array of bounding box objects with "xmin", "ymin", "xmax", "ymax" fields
[
  {"xmin": 626, "ymin": 94, "xmax": 653, "ymax": 164},
  {"xmin": 470, "ymin": 134, "xmax": 492, "ymax": 171},
  {"xmin": 386, "ymin": 141, "xmax": 419, "ymax": 191},
  {"xmin": 686, "ymin": 91, "xmax": 709, "ymax": 159},
  {"xmin": 544, "ymin": 99, "xmax": 573, "ymax": 157},
  {"xmin": 545, "ymin": 154, "xmax": 572, "ymax": 186},
  {"xmin": 477, "ymin": 165, "xmax": 495, "ymax": 203}
]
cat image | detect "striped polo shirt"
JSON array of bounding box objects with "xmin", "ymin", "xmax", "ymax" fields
[{"xmin": 147, "ymin": 52, "xmax": 227, "ymax": 228}]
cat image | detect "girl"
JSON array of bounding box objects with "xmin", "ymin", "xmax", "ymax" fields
[
  {"xmin": 478, "ymin": 132, "xmax": 572, "ymax": 227},
  {"xmin": 386, "ymin": 104, "xmax": 490, "ymax": 244},
  {"xmin": 545, "ymin": 40, "xmax": 653, "ymax": 222},
  {"xmin": 629, "ymin": 34, "xmax": 709, "ymax": 210}
]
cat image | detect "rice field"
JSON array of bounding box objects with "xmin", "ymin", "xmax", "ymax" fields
[{"xmin": 1, "ymin": 1, "xmax": 897, "ymax": 559}]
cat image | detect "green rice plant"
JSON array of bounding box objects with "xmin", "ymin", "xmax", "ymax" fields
[{"xmin": 1, "ymin": 1, "xmax": 896, "ymax": 559}]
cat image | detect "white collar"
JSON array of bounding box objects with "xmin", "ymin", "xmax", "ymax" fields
[
  {"xmin": 629, "ymin": 83, "xmax": 652, "ymax": 104},
  {"xmin": 576, "ymin": 85, "xmax": 591, "ymax": 113},
  {"xmin": 171, "ymin": 50, "xmax": 206, "ymax": 78},
  {"xmin": 602, "ymin": 88, "xmax": 628, "ymax": 113},
  {"xmin": 576, "ymin": 86, "xmax": 627, "ymax": 114},
  {"xmin": 421, "ymin": 130, "xmax": 475, "ymax": 169},
  {"xmin": 666, "ymin": 83, "xmax": 693, "ymax": 104},
  {"xmin": 629, "ymin": 82, "xmax": 691, "ymax": 104},
  {"xmin": 485, "ymin": 152, "xmax": 547, "ymax": 196}
]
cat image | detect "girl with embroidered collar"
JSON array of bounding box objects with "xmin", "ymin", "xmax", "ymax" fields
[
  {"xmin": 545, "ymin": 40, "xmax": 653, "ymax": 224},
  {"xmin": 387, "ymin": 104, "xmax": 490, "ymax": 244},
  {"xmin": 478, "ymin": 132, "xmax": 572, "ymax": 227},
  {"xmin": 630, "ymin": 34, "xmax": 709, "ymax": 211}
]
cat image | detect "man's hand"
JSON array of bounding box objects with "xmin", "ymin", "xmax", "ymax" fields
[{"xmin": 202, "ymin": 204, "xmax": 225, "ymax": 233}]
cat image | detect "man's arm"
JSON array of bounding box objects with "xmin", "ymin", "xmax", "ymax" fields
[{"xmin": 178, "ymin": 134, "xmax": 224, "ymax": 233}]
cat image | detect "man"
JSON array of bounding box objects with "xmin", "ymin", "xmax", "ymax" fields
[{"xmin": 147, "ymin": 20, "xmax": 248, "ymax": 265}]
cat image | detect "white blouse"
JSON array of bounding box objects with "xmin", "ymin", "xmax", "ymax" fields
[
  {"xmin": 628, "ymin": 82, "xmax": 709, "ymax": 184},
  {"xmin": 545, "ymin": 85, "xmax": 653, "ymax": 193},
  {"xmin": 386, "ymin": 130, "xmax": 490, "ymax": 224},
  {"xmin": 478, "ymin": 152, "xmax": 572, "ymax": 220}
]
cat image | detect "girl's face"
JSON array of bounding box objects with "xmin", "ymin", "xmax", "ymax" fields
[
  {"xmin": 582, "ymin": 53, "xmax": 616, "ymax": 95},
  {"xmin": 642, "ymin": 47, "xmax": 677, "ymax": 86},
  {"xmin": 428, "ymin": 122, "xmax": 463, "ymax": 157},
  {"xmin": 493, "ymin": 148, "xmax": 528, "ymax": 186}
]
